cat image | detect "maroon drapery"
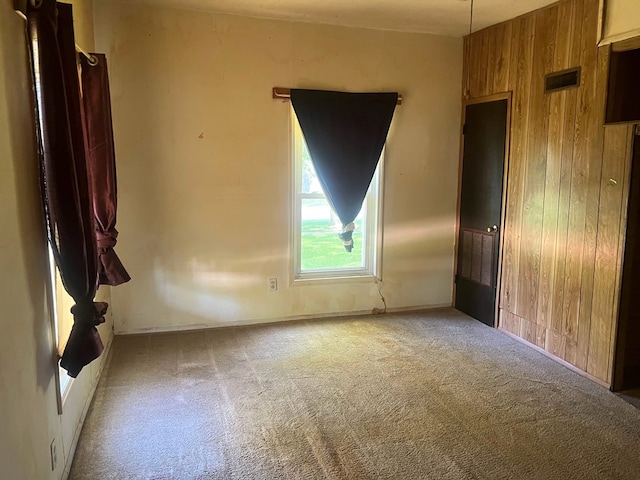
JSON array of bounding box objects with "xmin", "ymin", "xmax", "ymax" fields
[
  {"xmin": 80, "ymin": 54, "xmax": 131, "ymax": 286},
  {"xmin": 27, "ymin": 0, "xmax": 106, "ymax": 378}
]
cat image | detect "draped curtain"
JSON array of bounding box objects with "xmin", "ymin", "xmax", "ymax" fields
[
  {"xmin": 290, "ymin": 90, "xmax": 397, "ymax": 251},
  {"xmin": 80, "ymin": 54, "xmax": 131, "ymax": 286},
  {"xmin": 26, "ymin": 0, "xmax": 106, "ymax": 378}
]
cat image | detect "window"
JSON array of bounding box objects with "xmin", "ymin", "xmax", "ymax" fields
[
  {"xmin": 292, "ymin": 109, "xmax": 382, "ymax": 280},
  {"xmin": 48, "ymin": 246, "xmax": 73, "ymax": 397}
]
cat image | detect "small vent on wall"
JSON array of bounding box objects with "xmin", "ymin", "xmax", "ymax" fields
[{"xmin": 545, "ymin": 67, "xmax": 581, "ymax": 93}]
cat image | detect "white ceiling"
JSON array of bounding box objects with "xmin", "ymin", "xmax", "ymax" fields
[{"xmin": 123, "ymin": 0, "xmax": 559, "ymax": 36}]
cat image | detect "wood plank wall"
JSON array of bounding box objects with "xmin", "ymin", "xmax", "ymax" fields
[{"xmin": 463, "ymin": 0, "xmax": 635, "ymax": 385}]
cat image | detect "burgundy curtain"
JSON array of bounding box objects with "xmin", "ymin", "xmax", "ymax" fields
[
  {"xmin": 27, "ymin": 0, "xmax": 107, "ymax": 378},
  {"xmin": 290, "ymin": 89, "xmax": 397, "ymax": 251},
  {"xmin": 80, "ymin": 54, "xmax": 131, "ymax": 286}
]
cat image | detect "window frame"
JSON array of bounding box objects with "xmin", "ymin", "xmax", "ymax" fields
[
  {"xmin": 290, "ymin": 108, "xmax": 384, "ymax": 283},
  {"xmin": 47, "ymin": 245, "xmax": 73, "ymax": 408}
]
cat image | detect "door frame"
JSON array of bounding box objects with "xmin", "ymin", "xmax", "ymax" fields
[
  {"xmin": 611, "ymin": 127, "xmax": 639, "ymax": 391},
  {"xmin": 453, "ymin": 92, "xmax": 512, "ymax": 328}
]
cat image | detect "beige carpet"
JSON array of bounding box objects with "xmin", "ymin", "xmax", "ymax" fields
[{"xmin": 69, "ymin": 309, "xmax": 640, "ymax": 479}]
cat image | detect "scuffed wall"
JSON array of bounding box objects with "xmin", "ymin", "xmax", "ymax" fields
[
  {"xmin": 0, "ymin": 1, "xmax": 113, "ymax": 478},
  {"xmin": 94, "ymin": 2, "xmax": 463, "ymax": 333}
]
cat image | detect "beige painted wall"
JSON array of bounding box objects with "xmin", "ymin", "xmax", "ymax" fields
[
  {"xmin": 94, "ymin": 2, "xmax": 463, "ymax": 333},
  {"xmin": 0, "ymin": 1, "xmax": 113, "ymax": 479},
  {"xmin": 601, "ymin": 0, "xmax": 640, "ymax": 44}
]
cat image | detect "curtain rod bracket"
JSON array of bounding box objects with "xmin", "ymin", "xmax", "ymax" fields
[
  {"xmin": 14, "ymin": 0, "xmax": 45, "ymax": 12},
  {"xmin": 13, "ymin": 0, "xmax": 26, "ymax": 15},
  {"xmin": 14, "ymin": 0, "xmax": 98, "ymax": 65}
]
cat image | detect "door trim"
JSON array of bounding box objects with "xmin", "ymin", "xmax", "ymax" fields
[
  {"xmin": 611, "ymin": 128, "xmax": 638, "ymax": 391},
  {"xmin": 453, "ymin": 92, "xmax": 512, "ymax": 328}
]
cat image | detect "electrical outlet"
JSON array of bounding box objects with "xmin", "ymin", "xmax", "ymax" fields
[
  {"xmin": 50, "ymin": 438, "xmax": 57, "ymax": 471},
  {"xmin": 268, "ymin": 277, "xmax": 278, "ymax": 291}
]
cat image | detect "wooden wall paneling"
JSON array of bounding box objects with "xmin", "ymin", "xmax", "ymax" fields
[
  {"xmin": 465, "ymin": 0, "xmax": 630, "ymax": 385},
  {"xmin": 517, "ymin": 6, "xmax": 558, "ymax": 324},
  {"xmin": 548, "ymin": 330, "xmax": 568, "ymax": 358},
  {"xmin": 559, "ymin": 0, "xmax": 586, "ymax": 364},
  {"xmin": 539, "ymin": 1, "xmax": 573, "ymax": 349},
  {"xmin": 575, "ymin": 0, "xmax": 608, "ymax": 371},
  {"xmin": 520, "ymin": 316, "xmax": 537, "ymax": 345},
  {"xmin": 536, "ymin": 323, "xmax": 547, "ymax": 348},
  {"xmin": 582, "ymin": 44, "xmax": 614, "ymax": 378},
  {"xmin": 500, "ymin": 309, "xmax": 521, "ymax": 336},
  {"xmin": 479, "ymin": 30, "xmax": 491, "ymax": 97},
  {"xmin": 462, "ymin": 36, "xmax": 470, "ymax": 97},
  {"xmin": 493, "ymin": 92, "xmax": 514, "ymax": 329},
  {"xmin": 587, "ymin": 125, "xmax": 633, "ymax": 382},
  {"xmin": 469, "ymin": 33, "xmax": 484, "ymax": 98},
  {"xmin": 485, "ymin": 27, "xmax": 498, "ymax": 97},
  {"xmin": 493, "ymin": 22, "xmax": 512, "ymax": 93},
  {"xmin": 562, "ymin": 0, "xmax": 592, "ymax": 365},
  {"xmin": 464, "ymin": 35, "xmax": 473, "ymax": 97},
  {"xmin": 517, "ymin": 316, "xmax": 547, "ymax": 348},
  {"xmin": 551, "ymin": 0, "xmax": 581, "ymax": 360},
  {"xmin": 500, "ymin": 15, "xmax": 535, "ymax": 315}
]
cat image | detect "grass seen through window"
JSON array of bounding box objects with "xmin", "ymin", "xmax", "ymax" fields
[{"xmin": 300, "ymin": 198, "xmax": 365, "ymax": 270}]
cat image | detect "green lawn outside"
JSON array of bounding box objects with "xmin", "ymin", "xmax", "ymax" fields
[{"xmin": 301, "ymin": 218, "xmax": 364, "ymax": 270}]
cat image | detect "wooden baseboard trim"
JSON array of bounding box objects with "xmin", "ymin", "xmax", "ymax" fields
[{"xmin": 499, "ymin": 327, "xmax": 610, "ymax": 389}]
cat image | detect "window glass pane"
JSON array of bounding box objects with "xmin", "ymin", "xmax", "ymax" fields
[
  {"xmin": 300, "ymin": 139, "xmax": 323, "ymax": 194},
  {"xmin": 293, "ymin": 108, "xmax": 381, "ymax": 279},
  {"xmin": 301, "ymin": 198, "xmax": 366, "ymax": 271}
]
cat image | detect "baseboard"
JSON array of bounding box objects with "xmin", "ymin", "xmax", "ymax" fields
[
  {"xmin": 60, "ymin": 335, "xmax": 114, "ymax": 480},
  {"xmin": 498, "ymin": 327, "xmax": 611, "ymax": 389},
  {"xmin": 115, "ymin": 303, "xmax": 453, "ymax": 335}
]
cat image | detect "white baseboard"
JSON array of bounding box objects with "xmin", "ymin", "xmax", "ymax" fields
[
  {"xmin": 60, "ymin": 335, "xmax": 114, "ymax": 480},
  {"xmin": 115, "ymin": 303, "xmax": 453, "ymax": 335}
]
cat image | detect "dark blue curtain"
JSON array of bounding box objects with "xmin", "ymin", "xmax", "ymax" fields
[{"xmin": 290, "ymin": 89, "xmax": 397, "ymax": 251}]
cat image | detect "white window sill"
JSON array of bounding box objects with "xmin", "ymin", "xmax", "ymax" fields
[
  {"xmin": 59, "ymin": 367, "xmax": 73, "ymax": 400},
  {"xmin": 292, "ymin": 274, "xmax": 381, "ymax": 286}
]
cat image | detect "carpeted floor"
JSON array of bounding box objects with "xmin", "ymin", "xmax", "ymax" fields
[
  {"xmin": 617, "ymin": 389, "xmax": 640, "ymax": 409},
  {"xmin": 69, "ymin": 309, "xmax": 640, "ymax": 479}
]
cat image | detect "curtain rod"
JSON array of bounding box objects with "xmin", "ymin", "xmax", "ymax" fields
[
  {"xmin": 14, "ymin": 0, "xmax": 99, "ymax": 66},
  {"xmin": 273, "ymin": 87, "xmax": 403, "ymax": 105}
]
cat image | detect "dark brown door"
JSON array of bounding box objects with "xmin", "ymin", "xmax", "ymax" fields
[
  {"xmin": 455, "ymin": 99, "xmax": 508, "ymax": 327},
  {"xmin": 613, "ymin": 133, "xmax": 640, "ymax": 391}
]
